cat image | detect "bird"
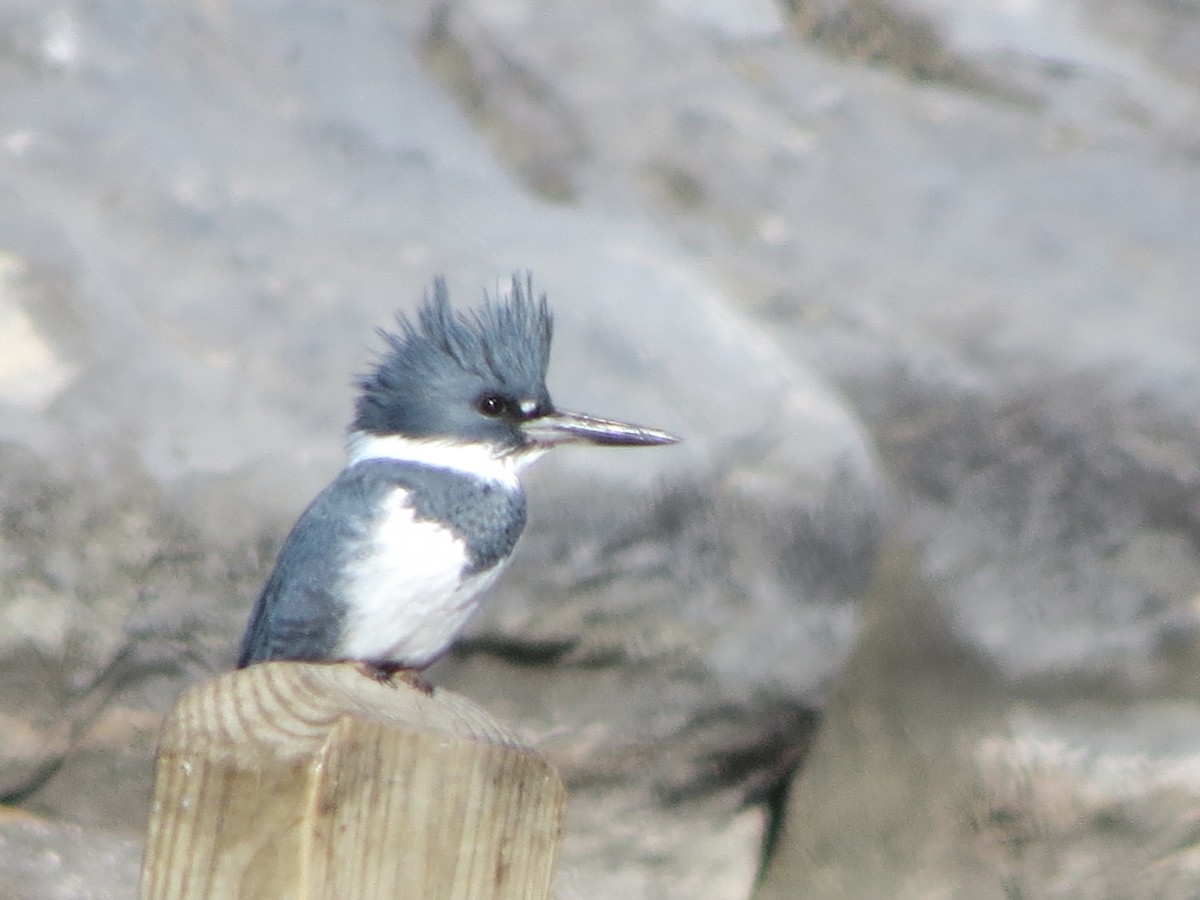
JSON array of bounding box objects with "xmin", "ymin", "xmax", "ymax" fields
[{"xmin": 236, "ymin": 274, "xmax": 678, "ymax": 686}]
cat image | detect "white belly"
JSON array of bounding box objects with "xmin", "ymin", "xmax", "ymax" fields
[{"xmin": 335, "ymin": 489, "xmax": 507, "ymax": 667}]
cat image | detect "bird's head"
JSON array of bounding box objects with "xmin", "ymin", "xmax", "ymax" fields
[{"xmin": 349, "ymin": 275, "xmax": 678, "ymax": 474}]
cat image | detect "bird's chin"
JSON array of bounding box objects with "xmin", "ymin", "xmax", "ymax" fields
[{"xmin": 508, "ymin": 442, "xmax": 552, "ymax": 472}]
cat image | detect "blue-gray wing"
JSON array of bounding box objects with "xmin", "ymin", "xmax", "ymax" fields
[
  {"xmin": 235, "ymin": 459, "xmax": 526, "ymax": 667},
  {"xmin": 236, "ymin": 469, "xmax": 386, "ymax": 667}
]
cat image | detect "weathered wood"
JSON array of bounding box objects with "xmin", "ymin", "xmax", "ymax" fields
[{"xmin": 139, "ymin": 662, "xmax": 565, "ymax": 899}]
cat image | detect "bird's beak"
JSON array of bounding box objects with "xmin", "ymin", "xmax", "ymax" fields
[{"xmin": 521, "ymin": 409, "xmax": 680, "ymax": 448}]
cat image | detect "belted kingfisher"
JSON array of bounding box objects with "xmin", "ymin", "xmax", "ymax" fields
[{"xmin": 236, "ymin": 274, "xmax": 677, "ymax": 680}]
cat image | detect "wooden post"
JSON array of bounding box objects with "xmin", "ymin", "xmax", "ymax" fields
[{"xmin": 139, "ymin": 662, "xmax": 565, "ymax": 899}]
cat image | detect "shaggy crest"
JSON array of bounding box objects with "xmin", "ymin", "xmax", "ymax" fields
[{"xmin": 352, "ymin": 274, "xmax": 553, "ymax": 437}]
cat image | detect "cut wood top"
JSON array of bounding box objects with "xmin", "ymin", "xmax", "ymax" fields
[{"xmin": 157, "ymin": 662, "xmax": 529, "ymax": 764}]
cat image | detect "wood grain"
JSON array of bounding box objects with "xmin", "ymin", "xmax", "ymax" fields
[{"xmin": 139, "ymin": 662, "xmax": 564, "ymax": 899}]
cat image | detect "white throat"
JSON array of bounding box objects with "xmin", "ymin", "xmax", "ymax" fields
[{"xmin": 346, "ymin": 431, "xmax": 547, "ymax": 486}]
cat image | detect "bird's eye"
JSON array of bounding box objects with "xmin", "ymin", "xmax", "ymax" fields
[{"xmin": 477, "ymin": 394, "xmax": 508, "ymax": 417}]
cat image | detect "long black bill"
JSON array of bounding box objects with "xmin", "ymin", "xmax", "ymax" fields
[{"xmin": 521, "ymin": 410, "xmax": 680, "ymax": 448}]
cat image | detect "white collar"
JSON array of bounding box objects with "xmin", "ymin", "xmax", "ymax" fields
[{"xmin": 345, "ymin": 432, "xmax": 547, "ymax": 486}]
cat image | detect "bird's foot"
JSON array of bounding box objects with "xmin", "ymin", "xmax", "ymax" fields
[{"xmin": 355, "ymin": 660, "xmax": 434, "ymax": 695}]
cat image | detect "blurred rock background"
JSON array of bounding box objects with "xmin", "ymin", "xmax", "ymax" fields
[{"xmin": 2, "ymin": 0, "xmax": 1199, "ymax": 897}]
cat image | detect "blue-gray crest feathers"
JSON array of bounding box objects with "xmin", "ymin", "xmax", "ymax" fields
[{"xmin": 353, "ymin": 274, "xmax": 553, "ymax": 437}]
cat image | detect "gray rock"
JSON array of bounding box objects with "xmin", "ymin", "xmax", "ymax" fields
[
  {"xmin": 0, "ymin": 0, "xmax": 880, "ymax": 896},
  {"xmin": 4, "ymin": 0, "xmax": 1200, "ymax": 895},
  {"xmin": 0, "ymin": 811, "xmax": 141, "ymax": 900}
]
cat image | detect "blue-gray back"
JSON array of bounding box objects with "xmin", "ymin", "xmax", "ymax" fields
[{"xmin": 236, "ymin": 459, "xmax": 526, "ymax": 666}]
